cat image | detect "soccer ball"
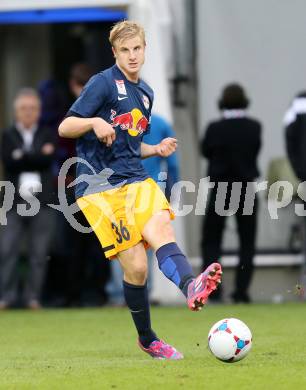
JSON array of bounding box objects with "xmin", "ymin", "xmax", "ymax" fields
[{"xmin": 208, "ymin": 318, "xmax": 252, "ymax": 362}]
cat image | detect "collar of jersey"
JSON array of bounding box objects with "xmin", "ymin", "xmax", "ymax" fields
[{"xmin": 114, "ymin": 64, "xmax": 141, "ymax": 86}]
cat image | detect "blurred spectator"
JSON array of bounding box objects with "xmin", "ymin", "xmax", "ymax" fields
[
  {"xmin": 39, "ymin": 79, "xmax": 68, "ymax": 130},
  {"xmin": 200, "ymin": 84, "xmax": 261, "ymax": 303},
  {"xmin": 143, "ymin": 114, "xmax": 180, "ymax": 294},
  {"xmin": 284, "ymin": 92, "xmax": 306, "ymax": 182},
  {"xmin": 69, "ymin": 63, "xmax": 95, "ymax": 98},
  {"xmin": 37, "ymin": 78, "xmax": 73, "ymax": 304},
  {"xmin": 106, "ymin": 114, "xmax": 180, "ymax": 304},
  {"xmin": 0, "ymin": 88, "xmax": 56, "ymax": 309},
  {"xmin": 142, "ymin": 114, "xmax": 180, "ymax": 199},
  {"xmin": 58, "ymin": 63, "xmax": 110, "ymax": 307},
  {"xmin": 284, "ymin": 91, "xmax": 306, "ymax": 286},
  {"xmin": 38, "ymin": 79, "xmax": 71, "ymax": 177}
]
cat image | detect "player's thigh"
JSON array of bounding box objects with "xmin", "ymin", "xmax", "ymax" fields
[
  {"xmin": 134, "ymin": 178, "xmax": 174, "ymax": 230},
  {"xmin": 141, "ymin": 209, "xmax": 176, "ymax": 251},
  {"xmin": 77, "ymin": 191, "xmax": 142, "ymax": 259},
  {"xmin": 77, "ymin": 194, "xmax": 117, "ymax": 257},
  {"xmin": 117, "ymin": 242, "xmax": 148, "ymax": 280}
]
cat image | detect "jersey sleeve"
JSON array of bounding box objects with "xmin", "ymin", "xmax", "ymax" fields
[{"xmin": 69, "ymin": 73, "xmax": 108, "ymax": 118}]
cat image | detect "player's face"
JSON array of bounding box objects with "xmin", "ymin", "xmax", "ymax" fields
[
  {"xmin": 14, "ymin": 95, "xmax": 41, "ymax": 129},
  {"xmin": 113, "ymin": 35, "xmax": 145, "ymax": 82}
]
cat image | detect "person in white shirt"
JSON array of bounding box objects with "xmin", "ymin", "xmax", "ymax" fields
[{"xmin": 0, "ymin": 88, "xmax": 56, "ymax": 309}]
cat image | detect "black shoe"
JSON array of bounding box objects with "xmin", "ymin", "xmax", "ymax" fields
[
  {"xmin": 62, "ymin": 299, "xmax": 83, "ymax": 308},
  {"xmin": 231, "ymin": 291, "xmax": 251, "ymax": 304},
  {"xmin": 209, "ymin": 294, "xmax": 223, "ymax": 303},
  {"xmin": 209, "ymin": 285, "xmax": 223, "ymax": 303},
  {"xmin": 0, "ymin": 300, "xmax": 9, "ymax": 310}
]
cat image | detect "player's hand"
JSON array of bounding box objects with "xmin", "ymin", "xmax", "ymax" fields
[
  {"xmin": 155, "ymin": 137, "xmax": 178, "ymax": 157},
  {"xmin": 92, "ymin": 117, "xmax": 116, "ymax": 147},
  {"xmin": 41, "ymin": 143, "xmax": 55, "ymax": 155}
]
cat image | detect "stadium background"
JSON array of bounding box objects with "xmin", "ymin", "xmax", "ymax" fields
[
  {"xmin": 0, "ymin": 0, "xmax": 305, "ymax": 303},
  {"xmin": 0, "ymin": 2, "xmax": 306, "ymax": 389}
]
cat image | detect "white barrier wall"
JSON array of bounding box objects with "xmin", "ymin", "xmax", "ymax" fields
[{"xmin": 196, "ymin": 0, "xmax": 306, "ymax": 250}]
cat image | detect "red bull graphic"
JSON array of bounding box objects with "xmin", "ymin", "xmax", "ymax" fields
[{"xmin": 110, "ymin": 108, "xmax": 149, "ymax": 137}]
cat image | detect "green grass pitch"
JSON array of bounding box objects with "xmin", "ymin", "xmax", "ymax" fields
[{"xmin": 0, "ymin": 303, "xmax": 306, "ymax": 389}]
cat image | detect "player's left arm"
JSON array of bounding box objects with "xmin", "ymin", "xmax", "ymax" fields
[
  {"xmin": 162, "ymin": 119, "xmax": 180, "ymax": 183},
  {"xmin": 141, "ymin": 137, "xmax": 178, "ymax": 159}
]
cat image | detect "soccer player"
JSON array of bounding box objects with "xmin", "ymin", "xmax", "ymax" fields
[{"xmin": 58, "ymin": 20, "xmax": 222, "ymax": 360}]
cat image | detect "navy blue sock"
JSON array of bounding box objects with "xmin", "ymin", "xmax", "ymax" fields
[
  {"xmin": 123, "ymin": 281, "xmax": 158, "ymax": 348},
  {"xmin": 156, "ymin": 242, "xmax": 194, "ymax": 297}
]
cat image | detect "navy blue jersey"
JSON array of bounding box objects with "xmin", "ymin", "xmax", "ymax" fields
[{"xmin": 67, "ymin": 64, "xmax": 153, "ymax": 198}]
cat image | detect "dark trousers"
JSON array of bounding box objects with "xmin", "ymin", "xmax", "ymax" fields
[
  {"xmin": 65, "ymin": 211, "xmax": 110, "ymax": 305},
  {"xmin": 0, "ymin": 207, "xmax": 54, "ymax": 305},
  {"xmin": 48, "ymin": 210, "xmax": 110, "ymax": 306},
  {"xmin": 201, "ymin": 182, "xmax": 258, "ymax": 299}
]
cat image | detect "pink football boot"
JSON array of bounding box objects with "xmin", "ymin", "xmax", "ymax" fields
[
  {"xmin": 138, "ymin": 339, "xmax": 184, "ymax": 360},
  {"xmin": 187, "ymin": 263, "xmax": 222, "ymax": 311}
]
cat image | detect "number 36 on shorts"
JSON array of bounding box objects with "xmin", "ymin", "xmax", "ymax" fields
[{"xmin": 111, "ymin": 220, "xmax": 131, "ymax": 243}]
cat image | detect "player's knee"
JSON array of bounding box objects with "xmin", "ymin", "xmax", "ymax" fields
[
  {"xmin": 125, "ymin": 262, "xmax": 147, "ymax": 285},
  {"xmin": 142, "ymin": 211, "xmax": 176, "ymax": 250},
  {"xmin": 133, "ymin": 262, "xmax": 148, "ymax": 280}
]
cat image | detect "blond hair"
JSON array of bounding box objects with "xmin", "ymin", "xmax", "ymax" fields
[{"xmin": 109, "ymin": 20, "xmax": 146, "ymax": 47}]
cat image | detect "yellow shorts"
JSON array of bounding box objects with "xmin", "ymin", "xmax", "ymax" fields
[{"xmin": 76, "ymin": 178, "xmax": 174, "ymax": 259}]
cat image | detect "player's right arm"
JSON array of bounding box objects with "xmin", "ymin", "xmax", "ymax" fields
[
  {"xmin": 59, "ymin": 73, "xmax": 115, "ymax": 146},
  {"xmin": 58, "ymin": 116, "xmax": 116, "ymax": 146}
]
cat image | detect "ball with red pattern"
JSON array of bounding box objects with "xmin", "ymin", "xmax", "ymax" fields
[{"xmin": 208, "ymin": 318, "xmax": 252, "ymax": 362}]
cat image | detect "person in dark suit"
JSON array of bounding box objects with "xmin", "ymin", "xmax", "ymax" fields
[
  {"xmin": 0, "ymin": 88, "xmax": 56, "ymax": 309},
  {"xmin": 284, "ymin": 91, "xmax": 306, "ymax": 292},
  {"xmin": 284, "ymin": 91, "xmax": 306, "ymax": 182},
  {"xmin": 200, "ymin": 84, "xmax": 262, "ymax": 303}
]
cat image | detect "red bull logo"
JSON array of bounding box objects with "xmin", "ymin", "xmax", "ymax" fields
[{"xmin": 111, "ymin": 108, "xmax": 149, "ymax": 137}]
